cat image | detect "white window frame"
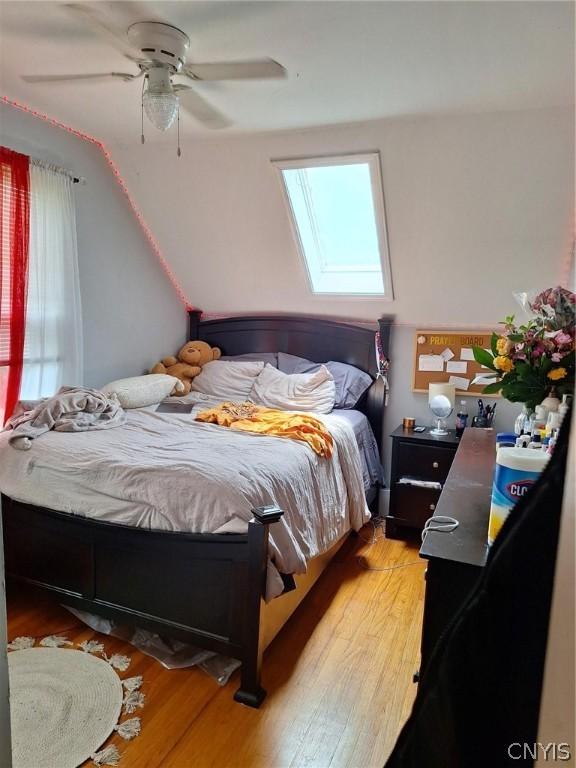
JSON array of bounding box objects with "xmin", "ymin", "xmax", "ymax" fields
[{"xmin": 273, "ymin": 152, "xmax": 394, "ymax": 300}]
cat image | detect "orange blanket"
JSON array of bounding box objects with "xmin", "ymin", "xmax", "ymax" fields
[{"xmin": 195, "ymin": 401, "xmax": 334, "ymax": 458}]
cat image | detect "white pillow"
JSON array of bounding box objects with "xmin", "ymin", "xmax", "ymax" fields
[
  {"xmin": 191, "ymin": 360, "xmax": 265, "ymax": 400},
  {"xmin": 101, "ymin": 374, "xmax": 184, "ymax": 408},
  {"xmin": 251, "ymin": 364, "xmax": 336, "ymax": 414}
]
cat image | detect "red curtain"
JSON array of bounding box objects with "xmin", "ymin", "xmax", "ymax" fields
[{"xmin": 0, "ymin": 147, "xmax": 30, "ymax": 424}]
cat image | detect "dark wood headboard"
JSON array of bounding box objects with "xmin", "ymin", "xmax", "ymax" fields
[{"xmin": 188, "ymin": 311, "xmax": 393, "ymax": 457}]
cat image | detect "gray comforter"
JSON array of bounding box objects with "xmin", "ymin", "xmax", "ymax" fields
[
  {"xmin": 0, "ymin": 395, "xmax": 369, "ymax": 598},
  {"xmin": 5, "ymin": 387, "xmax": 125, "ymax": 450}
]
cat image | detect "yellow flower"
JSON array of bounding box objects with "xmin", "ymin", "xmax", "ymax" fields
[
  {"xmin": 496, "ymin": 337, "xmax": 512, "ymax": 355},
  {"xmin": 494, "ymin": 355, "xmax": 514, "ymax": 373},
  {"xmin": 548, "ymin": 367, "xmax": 567, "ymax": 381}
]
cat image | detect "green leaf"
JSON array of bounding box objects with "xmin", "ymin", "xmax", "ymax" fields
[
  {"xmin": 482, "ymin": 381, "xmax": 504, "ymax": 394},
  {"xmin": 499, "ymin": 372, "xmax": 516, "ymax": 385},
  {"xmin": 490, "ymin": 332, "xmax": 499, "ymax": 356},
  {"xmin": 540, "ymin": 356, "xmax": 553, "ymax": 373},
  {"xmin": 473, "ymin": 347, "xmax": 496, "ymax": 370},
  {"xmin": 501, "ymin": 379, "xmax": 548, "ymax": 410},
  {"xmin": 508, "ymin": 334, "xmax": 523, "ymax": 343},
  {"xmin": 514, "ymin": 362, "xmax": 533, "ymax": 380}
]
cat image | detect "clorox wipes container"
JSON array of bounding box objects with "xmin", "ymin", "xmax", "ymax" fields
[{"xmin": 488, "ymin": 447, "xmax": 550, "ymax": 545}]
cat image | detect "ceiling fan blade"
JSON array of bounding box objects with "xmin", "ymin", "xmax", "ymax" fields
[
  {"xmin": 110, "ymin": 1, "xmax": 167, "ymax": 25},
  {"xmin": 21, "ymin": 72, "xmax": 138, "ymax": 84},
  {"xmin": 183, "ymin": 58, "xmax": 286, "ymax": 82},
  {"xmin": 176, "ymin": 87, "xmax": 232, "ymax": 129},
  {"xmin": 62, "ymin": 3, "xmax": 140, "ymax": 61}
]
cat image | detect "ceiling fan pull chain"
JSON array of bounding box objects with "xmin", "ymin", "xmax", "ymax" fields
[
  {"xmin": 177, "ymin": 104, "xmax": 181, "ymax": 158},
  {"xmin": 140, "ymin": 76, "xmax": 146, "ymax": 145}
]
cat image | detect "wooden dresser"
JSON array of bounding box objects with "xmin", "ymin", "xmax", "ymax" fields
[{"xmin": 418, "ymin": 428, "xmax": 494, "ymax": 679}]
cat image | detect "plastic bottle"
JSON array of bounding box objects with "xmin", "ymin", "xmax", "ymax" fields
[
  {"xmin": 455, "ymin": 400, "xmax": 468, "ymax": 438},
  {"xmin": 496, "ymin": 433, "xmax": 517, "ymax": 453},
  {"xmin": 546, "ymin": 411, "xmax": 562, "ymax": 437},
  {"xmin": 528, "ymin": 432, "xmax": 542, "ymax": 449},
  {"xmin": 514, "ymin": 406, "xmax": 531, "ymax": 436},
  {"xmin": 559, "ymin": 394, "xmax": 572, "ymax": 420},
  {"xmin": 532, "ymin": 405, "xmax": 548, "ymax": 434}
]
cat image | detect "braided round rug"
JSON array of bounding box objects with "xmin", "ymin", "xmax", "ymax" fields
[{"xmin": 9, "ymin": 647, "xmax": 124, "ymax": 768}]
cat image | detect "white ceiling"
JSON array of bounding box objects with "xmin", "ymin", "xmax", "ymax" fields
[{"xmin": 0, "ymin": 1, "xmax": 574, "ymax": 142}]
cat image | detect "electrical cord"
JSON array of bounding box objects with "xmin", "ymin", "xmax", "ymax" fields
[
  {"xmin": 421, "ymin": 515, "xmax": 460, "ymax": 542},
  {"xmin": 356, "ymin": 515, "xmax": 426, "ymax": 572},
  {"xmin": 357, "ymin": 557, "xmax": 424, "ymax": 573}
]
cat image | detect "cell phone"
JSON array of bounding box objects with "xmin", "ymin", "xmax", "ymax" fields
[
  {"xmin": 413, "ymin": 426, "xmax": 426, "ymax": 432},
  {"xmin": 156, "ymin": 402, "xmax": 194, "ymax": 414}
]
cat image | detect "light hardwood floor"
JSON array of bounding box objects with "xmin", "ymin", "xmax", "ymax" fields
[{"xmin": 7, "ymin": 527, "xmax": 425, "ymax": 768}]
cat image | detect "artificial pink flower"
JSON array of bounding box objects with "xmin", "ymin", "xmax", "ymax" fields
[
  {"xmin": 551, "ymin": 352, "xmax": 563, "ymax": 363},
  {"xmin": 554, "ymin": 331, "xmax": 572, "ymax": 346}
]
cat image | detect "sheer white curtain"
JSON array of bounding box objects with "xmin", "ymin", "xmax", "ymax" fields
[{"xmin": 20, "ymin": 163, "xmax": 83, "ymax": 399}]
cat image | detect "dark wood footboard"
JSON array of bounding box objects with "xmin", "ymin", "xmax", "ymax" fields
[{"xmin": 1, "ymin": 494, "xmax": 282, "ymax": 707}]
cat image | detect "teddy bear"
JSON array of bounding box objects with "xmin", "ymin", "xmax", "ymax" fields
[{"xmin": 150, "ymin": 340, "xmax": 221, "ymax": 396}]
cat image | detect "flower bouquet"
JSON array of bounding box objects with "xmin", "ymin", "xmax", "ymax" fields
[{"xmin": 473, "ymin": 286, "xmax": 575, "ymax": 410}]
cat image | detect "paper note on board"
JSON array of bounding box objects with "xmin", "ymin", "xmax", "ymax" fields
[
  {"xmin": 460, "ymin": 348, "xmax": 475, "ymax": 361},
  {"xmin": 418, "ymin": 354, "xmax": 444, "ymax": 372},
  {"xmin": 449, "ymin": 375, "xmax": 470, "ymax": 391},
  {"xmin": 472, "ymin": 373, "xmax": 497, "ymax": 386},
  {"xmin": 447, "ymin": 361, "xmax": 468, "ymax": 374},
  {"xmin": 440, "ymin": 348, "xmax": 455, "ymax": 362}
]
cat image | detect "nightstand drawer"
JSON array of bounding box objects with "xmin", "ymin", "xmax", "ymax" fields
[
  {"xmin": 389, "ymin": 484, "xmax": 441, "ymax": 529},
  {"xmin": 397, "ymin": 442, "xmax": 455, "ymax": 483}
]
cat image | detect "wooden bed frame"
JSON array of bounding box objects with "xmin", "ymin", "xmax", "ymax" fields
[{"xmin": 2, "ymin": 312, "xmax": 392, "ymax": 707}]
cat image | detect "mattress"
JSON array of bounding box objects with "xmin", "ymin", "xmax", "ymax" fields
[{"xmin": 0, "ymin": 395, "xmax": 370, "ymax": 599}]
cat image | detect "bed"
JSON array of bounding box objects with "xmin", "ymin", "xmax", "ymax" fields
[{"xmin": 1, "ymin": 312, "xmax": 392, "ymax": 707}]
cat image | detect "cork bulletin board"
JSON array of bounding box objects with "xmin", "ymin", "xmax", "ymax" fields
[{"xmin": 413, "ymin": 329, "xmax": 499, "ymax": 396}]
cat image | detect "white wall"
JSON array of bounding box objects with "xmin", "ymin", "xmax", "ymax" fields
[
  {"xmin": 0, "ymin": 103, "xmax": 188, "ymax": 387},
  {"xmin": 111, "ymin": 106, "xmax": 573, "ymax": 324},
  {"xmin": 111, "ymin": 106, "xmax": 573, "ymax": 477}
]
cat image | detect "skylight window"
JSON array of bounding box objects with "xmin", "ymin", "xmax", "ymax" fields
[{"xmin": 275, "ymin": 153, "xmax": 393, "ymax": 297}]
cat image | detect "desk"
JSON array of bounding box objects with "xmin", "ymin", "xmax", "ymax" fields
[{"xmin": 418, "ymin": 428, "xmax": 494, "ymax": 678}]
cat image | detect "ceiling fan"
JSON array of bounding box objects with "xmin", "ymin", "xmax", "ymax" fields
[{"xmin": 21, "ymin": 3, "xmax": 287, "ymax": 137}]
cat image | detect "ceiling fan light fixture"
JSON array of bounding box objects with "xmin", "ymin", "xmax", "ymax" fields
[
  {"xmin": 142, "ymin": 65, "xmax": 178, "ymax": 131},
  {"xmin": 143, "ymin": 89, "xmax": 178, "ymax": 131}
]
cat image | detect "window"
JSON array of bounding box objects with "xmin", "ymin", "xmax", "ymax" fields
[
  {"xmin": 0, "ymin": 147, "xmax": 82, "ymax": 423},
  {"xmin": 274, "ymin": 153, "xmax": 393, "ymax": 297}
]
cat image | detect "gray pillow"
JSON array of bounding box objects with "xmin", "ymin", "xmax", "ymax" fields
[
  {"xmin": 277, "ymin": 352, "xmax": 372, "ymax": 409},
  {"xmin": 221, "ymin": 352, "xmax": 278, "ymax": 367},
  {"xmin": 277, "ymin": 352, "xmax": 317, "ymax": 375}
]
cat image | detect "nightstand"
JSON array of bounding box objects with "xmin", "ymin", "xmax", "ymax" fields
[{"xmin": 386, "ymin": 426, "xmax": 460, "ymax": 539}]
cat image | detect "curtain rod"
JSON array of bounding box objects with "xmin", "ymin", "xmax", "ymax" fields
[{"xmin": 29, "ymin": 156, "xmax": 86, "ymax": 185}]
